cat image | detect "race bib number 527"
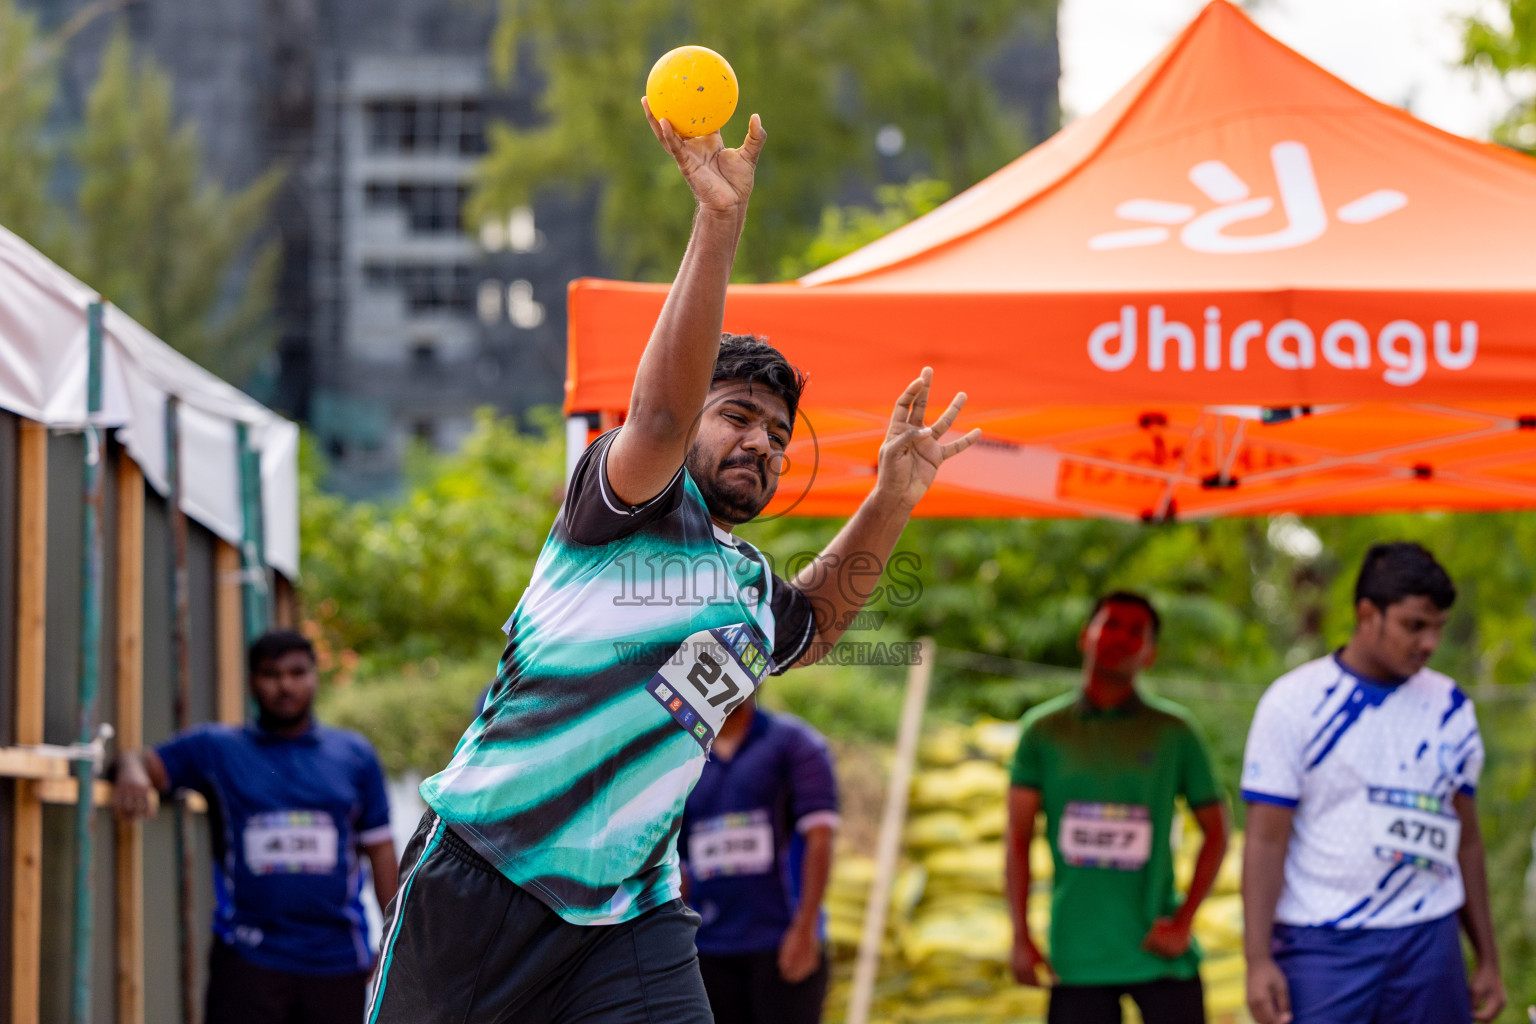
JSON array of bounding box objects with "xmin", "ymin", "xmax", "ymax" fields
[{"xmin": 1058, "ymin": 802, "xmax": 1153, "ymax": 870}]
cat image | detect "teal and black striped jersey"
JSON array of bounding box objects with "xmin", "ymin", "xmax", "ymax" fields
[{"xmin": 419, "ymin": 429, "xmax": 816, "ymax": 926}]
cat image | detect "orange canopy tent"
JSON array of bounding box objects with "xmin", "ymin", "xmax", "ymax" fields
[{"xmin": 566, "ymin": 0, "xmax": 1536, "ymax": 521}]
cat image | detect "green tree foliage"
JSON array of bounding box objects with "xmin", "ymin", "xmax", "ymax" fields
[
  {"xmin": 320, "ymin": 655, "xmax": 498, "ymax": 777},
  {"xmin": 473, "ymin": 0, "xmax": 1046, "ymax": 282},
  {"xmin": 0, "ymin": 19, "xmax": 279, "ymax": 379},
  {"xmin": 54, "ymin": 32, "xmax": 283, "ymax": 380},
  {"xmin": 1465, "ymin": 0, "xmax": 1536, "ymax": 151},
  {"xmin": 777, "ymin": 178, "xmax": 950, "ymax": 279},
  {"xmin": 300, "ymin": 409, "xmax": 568, "ymax": 671},
  {"xmin": 0, "ymin": 0, "xmax": 56, "ymax": 245}
]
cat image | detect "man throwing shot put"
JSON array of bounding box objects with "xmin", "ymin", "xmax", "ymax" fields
[
  {"xmin": 364, "ymin": 99, "xmax": 979, "ymax": 1023},
  {"xmin": 1242, "ymin": 542, "xmax": 1504, "ymax": 1024}
]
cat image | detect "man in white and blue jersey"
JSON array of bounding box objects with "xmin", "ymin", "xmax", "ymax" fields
[
  {"xmin": 113, "ymin": 631, "xmax": 398, "ymax": 1024},
  {"xmin": 1241, "ymin": 542, "xmax": 1505, "ymax": 1024},
  {"xmin": 365, "ymin": 97, "xmax": 981, "ymax": 1023}
]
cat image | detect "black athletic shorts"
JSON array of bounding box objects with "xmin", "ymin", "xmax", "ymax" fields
[
  {"xmin": 699, "ymin": 949, "xmax": 830, "ymax": 1024},
  {"xmin": 365, "ymin": 810, "xmax": 713, "ymax": 1024},
  {"xmin": 1047, "ymin": 975, "xmax": 1206, "ymax": 1024},
  {"xmin": 204, "ymin": 941, "xmax": 368, "ymax": 1024}
]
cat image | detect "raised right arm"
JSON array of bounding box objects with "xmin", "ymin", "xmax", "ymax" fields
[{"xmin": 605, "ymin": 102, "xmax": 766, "ymax": 505}]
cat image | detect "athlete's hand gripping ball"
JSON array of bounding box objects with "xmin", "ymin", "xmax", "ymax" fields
[
  {"xmin": 645, "ymin": 45, "xmax": 738, "ymax": 138},
  {"xmin": 642, "ymin": 92, "xmax": 764, "ymax": 216}
]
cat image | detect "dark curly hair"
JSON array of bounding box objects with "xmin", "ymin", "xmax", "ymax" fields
[
  {"xmin": 1355, "ymin": 542, "xmax": 1456, "ymax": 612},
  {"xmin": 247, "ymin": 630, "xmax": 315, "ymax": 675},
  {"xmin": 712, "ymin": 334, "xmax": 807, "ymax": 427}
]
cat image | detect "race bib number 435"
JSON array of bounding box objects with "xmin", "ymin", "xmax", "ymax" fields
[
  {"xmin": 243, "ymin": 810, "xmax": 339, "ymax": 875},
  {"xmin": 647, "ymin": 624, "xmax": 772, "ymax": 750},
  {"xmin": 1368, "ymin": 788, "xmax": 1462, "ymax": 877},
  {"xmin": 1058, "ymin": 802, "xmax": 1153, "ymax": 870}
]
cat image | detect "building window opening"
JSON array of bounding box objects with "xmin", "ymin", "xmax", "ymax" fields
[
  {"xmin": 362, "ymin": 262, "xmax": 478, "ymax": 314},
  {"xmin": 365, "ymin": 98, "xmax": 485, "ymax": 155},
  {"xmin": 508, "ymin": 206, "xmax": 543, "ymax": 253},
  {"xmin": 480, "ymin": 218, "xmax": 507, "ymax": 251},
  {"xmin": 508, "ymin": 279, "xmax": 545, "ymax": 329},
  {"xmin": 477, "ymin": 280, "xmax": 503, "ymax": 324},
  {"xmin": 365, "ymin": 182, "xmax": 468, "ymax": 234}
]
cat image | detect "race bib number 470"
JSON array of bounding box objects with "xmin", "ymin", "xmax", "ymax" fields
[
  {"xmin": 1058, "ymin": 802, "xmax": 1153, "ymax": 870},
  {"xmin": 1368, "ymin": 788, "xmax": 1462, "ymax": 877},
  {"xmin": 243, "ymin": 810, "xmax": 339, "ymax": 875},
  {"xmin": 647, "ymin": 624, "xmax": 772, "ymax": 750}
]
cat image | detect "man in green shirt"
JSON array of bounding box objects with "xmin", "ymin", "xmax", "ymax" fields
[{"xmin": 1006, "ymin": 592, "xmax": 1229, "ymax": 1024}]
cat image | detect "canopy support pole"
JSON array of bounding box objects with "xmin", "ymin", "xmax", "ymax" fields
[
  {"xmin": 114, "ymin": 450, "xmax": 146, "ymax": 1024},
  {"xmin": 846, "ymin": 637, "xmax": 935, "ymax": 1024},
  {"xmin": 166, "ymin": 397, "xmax": 199, "ymax": 1024},
  {"xmin": 70, "ymin": 300, "xmax": 105, "ymax": 1024},
  {"xmin": 12, "ymin": 418, "xmax": 48, "ymax": 1024}
]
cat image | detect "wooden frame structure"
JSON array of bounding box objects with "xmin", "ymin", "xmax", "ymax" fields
[{"xmin": 0, "ymin": 419, "xmax": 275, "ymax": 1024}]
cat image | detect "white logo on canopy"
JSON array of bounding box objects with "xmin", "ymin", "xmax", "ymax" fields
[{"xmin": 1089, "ymin": 142, "xmax": 1406, "ymax": 254}]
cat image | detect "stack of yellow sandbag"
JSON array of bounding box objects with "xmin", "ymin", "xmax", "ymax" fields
[
  {"xmin": 825, "ymin": 854, "xmax": 927, "ymax": 958},
  {"xmin": 823, "ymin": 718, "xmax": 1254, "ymax": 1024},
  {"xmin": 1175, "ymin": 812, "xmax": 1249, "ymax": 1020}
]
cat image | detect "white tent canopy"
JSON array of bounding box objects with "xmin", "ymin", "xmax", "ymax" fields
[{"xmin": 0, "ymin": 225, "xmax": 299, "ymax": 578}]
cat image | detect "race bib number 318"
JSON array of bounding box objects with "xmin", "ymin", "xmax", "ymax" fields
[
  {"xmin": 243, "ymin": 810, "xmax": 339, "ymax": 875},
  {"xmin": 688, "ymin": 809, "xmax": 774, "ymax": 880},
  {"xmin": 1058, "ymin": 802, "xmax": 1153, "ymax": 870}
]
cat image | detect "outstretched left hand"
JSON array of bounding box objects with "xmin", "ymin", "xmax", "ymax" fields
[{"xmin": 875, "ymin": 367, "xmax": 981, "ymax": 510}]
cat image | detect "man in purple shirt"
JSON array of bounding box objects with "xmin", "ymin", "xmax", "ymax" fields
[{"xmin": 680, "ymin": 698, "xmax": 839, "ymax": 1024}]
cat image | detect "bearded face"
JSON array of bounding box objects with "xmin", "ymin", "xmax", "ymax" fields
[{"xmin": 686, "ymin": 382, "xmax": 792, "ymax": 525}]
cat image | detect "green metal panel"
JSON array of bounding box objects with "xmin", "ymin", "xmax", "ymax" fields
[
  {"xmin": 236, "ymin": 422, "xmax": 269, "ymax": 643},
  {"xmin": 72, "ymin": 299, "xmax": 105, "ymax": 1024},
  {"xmin": 39, "ymin": 805, "xmax": 116, "ymax": 1023}
]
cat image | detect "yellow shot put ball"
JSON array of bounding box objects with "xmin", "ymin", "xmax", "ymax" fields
[{"xmin": 646, "ymin": 45, "xmax": 739, "ymax": 138}]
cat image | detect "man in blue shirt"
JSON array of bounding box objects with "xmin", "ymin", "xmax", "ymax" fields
[
  {"xmin": 680, "ymin": 697, "xmax": 840, "ymax": 1024},
  {"xmin": 113, "ymin": 630, "xmax": 398, "ymax": 1024}
]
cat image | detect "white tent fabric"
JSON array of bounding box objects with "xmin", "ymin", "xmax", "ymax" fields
[{"xmin": 0, "ymin": 225, "xmax": 299, "ymax": 577}]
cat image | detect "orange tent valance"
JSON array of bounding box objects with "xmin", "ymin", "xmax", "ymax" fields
[{"xmin": 567, "ymin": 1, "xmax": 1536, "ymax": 521}]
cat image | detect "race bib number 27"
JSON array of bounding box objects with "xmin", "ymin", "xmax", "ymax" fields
[{"xmin": 647, "ymin": 623, "xmax": 772, "ymax": 750}]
